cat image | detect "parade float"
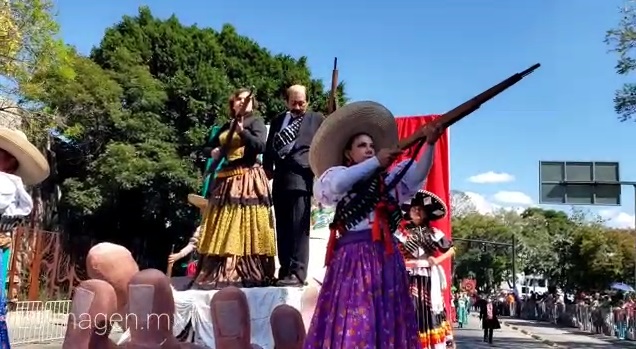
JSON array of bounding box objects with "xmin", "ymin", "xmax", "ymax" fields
[{"xmin": 113, "ymin": 60, "xmax": 539, "ymax": 349}]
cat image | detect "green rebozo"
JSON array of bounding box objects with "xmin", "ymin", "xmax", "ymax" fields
[
  {"xmin": 188, "ymin": 125, "xmax": 225, "ymax": 267},
  {"xmin": 201, "ymin": 125, "xmax": 226, "ymax": 197},
  {"xmin": 201, "ymin": 124, "xmax": 265, "ymax": 196}
]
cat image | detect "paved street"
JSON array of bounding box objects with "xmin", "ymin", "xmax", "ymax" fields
[
  {"xmin": 454, "ymin": 316, "xmax": 552, "ymax": 348},
  {"xmin": 455, "ymin": 314, "xmax": 636, "ymax": 349},
  {"xmin": 500, "ymin": 317, "xmax": 636, "ymax": 349}
]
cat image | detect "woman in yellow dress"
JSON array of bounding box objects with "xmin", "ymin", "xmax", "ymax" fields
[{"xmin": 194, "ymin": 88, "xmax": 276, "ymax": 289}]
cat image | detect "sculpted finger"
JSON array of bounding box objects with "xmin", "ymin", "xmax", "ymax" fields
[
  {"xmin": 126, "ymin": 268, "xmax": 180, "ymax": 349},
  {"xmin": 62, "ymin": 279, "xmax": 117, "ymax": 349},
  {"xmin": 270, "ymin": 304, "xmax": 305, "ymax": 349},
  {"xmin": 87, "ymin": 242, "xmax": 140, "ymax": 330},
  {"xmin": 209, "ymin": 286, "xmax": 251, "ymax": 349}
]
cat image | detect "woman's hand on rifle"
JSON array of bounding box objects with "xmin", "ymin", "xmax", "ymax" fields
[
  {"xmin": 234, "ymin": 116, "xmax": 244, "ymax": 133},
  {"xmin": 420, "ymin": 123, "xmax": 444, "ymax": 145},
  {"xmin": 211, "ymin": 147, "xmax": 221, "ymax": 160},
  {"xmin": 376, "ymin": 148, "xmax": 402, "ymax": 168}
]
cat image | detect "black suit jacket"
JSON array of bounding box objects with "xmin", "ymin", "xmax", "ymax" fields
[
  {"xmin": 479, "ymin": 303, "xmax": 501, "ymax": 329},
  {"xmin": 263, "ymin": 111, "xmax": 324, "ymax": 193}
]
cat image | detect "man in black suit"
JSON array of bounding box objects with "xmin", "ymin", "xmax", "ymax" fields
[
  {"xmin": 479, "ymin": 297, "xmax": 501, "ymax": 344},
  {"xmin": 264, "ymin": 85, "xmax": 324, "ymax": 287}
]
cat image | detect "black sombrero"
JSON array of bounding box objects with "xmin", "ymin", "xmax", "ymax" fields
[{"xmin": 401, "ymin": 190, "xmax": 448, "ymax": 221}]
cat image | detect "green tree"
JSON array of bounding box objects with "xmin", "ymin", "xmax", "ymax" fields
[
  {"xmin": 567, "ymin": 222, "xmax": 624, "ymax": 290},
  {"xmin": 452, "ymin": 212, "xmax": 514, "ymax": 293},
  {"xmin": 0, "ymin": 0, "xmax": 73, "ymax": 138},
  {"xmin": 518, "ymin": 208, "xmax": 576, "ymax": 288},
  {"xmin": 36, "ymin": 7, "xmax": 347, "ymax": 269},
  {"xmin": 451, "ymin": 207, "xmax": 628, "ymax": 293},
  {"xmin": 606, "ymin": 2, "xmax": 636, "ymax": 121}
]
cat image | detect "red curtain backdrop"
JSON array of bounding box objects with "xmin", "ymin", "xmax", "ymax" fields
[{"xmin": 394, "ymin": 115, "xmax": 452, "ymax": 317}]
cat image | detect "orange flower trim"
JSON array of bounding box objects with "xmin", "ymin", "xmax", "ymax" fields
[{"xmin": 418, "ymin": 325, "xmax": 449, "ymax": 346}]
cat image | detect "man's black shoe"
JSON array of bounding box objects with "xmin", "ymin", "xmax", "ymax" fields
[{"xmin": 276, "ymin": 274, "xmax": 305, "ymax": 287}]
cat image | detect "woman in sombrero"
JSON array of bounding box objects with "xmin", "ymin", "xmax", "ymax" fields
[
  {"xmin": 195, "ymin": 88, "xmax": 276, "ymax": 289},
  {"xmin": 0, "ymin": 127, "xmax": 49, "ymax": 347},
  {"xmin": 304, "ymin": 101, "xmax": 443, "ymax": 349},
  {"xmin": 396, "ymin": 190, "xmax": 456, "ymax": 349}
]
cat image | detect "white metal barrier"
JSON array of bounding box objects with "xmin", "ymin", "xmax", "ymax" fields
[{"xmin": 7, "ymin": 300, "xmax": 71, "ymax": 344}]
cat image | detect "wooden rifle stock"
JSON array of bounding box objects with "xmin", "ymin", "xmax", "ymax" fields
[
  {"xmin": 397, "ymin": 63, "xmax": 541, "ymax": 151},
  {"xmin": 327, "ymin": 57, "xmax": 339, "ymax": 114}
]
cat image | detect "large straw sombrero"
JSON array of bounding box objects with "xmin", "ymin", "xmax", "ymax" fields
[
  {"xmin": 0, "ymin": 128, "xmax": 49, "ymax": 185},
  {"xmin": 187, "ymin": 194, "xmax": 207, "ymax": 209},
  {"xmin": 401, "ymin": 190, "xmax": 447, "ymax": 221},
  {"xmin": 309, "ymin": 101, "xmax": 398, "ymax": 177}
]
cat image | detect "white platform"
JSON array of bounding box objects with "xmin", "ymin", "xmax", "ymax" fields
[
  {"xmin": 118, "ymin": 286, "xmax": 306, "ymax": 349},
  {"xmin": 116, "ymin": 206, "xmax": 332, "ymax": 348}
]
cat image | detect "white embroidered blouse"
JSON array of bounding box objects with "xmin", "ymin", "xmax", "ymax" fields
[
  {"xmin": 0, "ymin": 172, "xmax": 33, "ymax": 218},
  {"xmin": 0, "ymin": 172, "xmax": 33, "ymax": 234},
  {"xmin": 313, "ymin": 143, "xmax": 436, "ymax": 232}
]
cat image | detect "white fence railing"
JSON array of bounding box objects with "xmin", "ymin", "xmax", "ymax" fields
[{"xmin": 7, "ymin": 300, "xmax": 71, "ymax": 345}]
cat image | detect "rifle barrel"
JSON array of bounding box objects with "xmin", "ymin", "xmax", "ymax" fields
[{"xmin": 398, "ymin": 63, "xmax": 540, "ymax": 150}]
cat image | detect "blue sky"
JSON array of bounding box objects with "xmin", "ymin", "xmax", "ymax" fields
[{"xmin": 53, "ymin": 0, "xmax": 635, "ymax": 227}]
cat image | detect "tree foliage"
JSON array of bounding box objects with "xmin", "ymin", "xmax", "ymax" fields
[
  {"xmin": 453, "ymin": 207, "xmax": 635, "ymax": 293},
  {"xmin": 34, "ymin": 7, "xmax": 347, "ymax": 268},
  {"xmin": 0, "ymin": 0, "xmax": 73, "ymax": 139},
  {"xmin": 606, "ymin": 1, "xmax": 636, "ymax": 121}
]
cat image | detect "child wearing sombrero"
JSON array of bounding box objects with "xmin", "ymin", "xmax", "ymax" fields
[
  {"xmin": 0, "ymin": 127, "xmax": 50, "ymax": 348},
  {"xmin": 304, "ymin": 101, "xmax": 443, "ymax": 349},
  {"xmin": 396, "ymin": 190, "xmax": 456, "ymax": 349}
]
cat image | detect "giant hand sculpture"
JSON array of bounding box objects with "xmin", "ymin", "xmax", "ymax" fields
[{"xmin": 65, "ymin": 243, "xmax": 308, "ymax": 348}]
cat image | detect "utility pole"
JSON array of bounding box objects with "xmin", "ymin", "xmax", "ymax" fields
[{"xmin": 453, "ymin": 236, "xmax": 517, "ymax": 291}]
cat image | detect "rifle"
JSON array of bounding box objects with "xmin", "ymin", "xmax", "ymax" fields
[
  {"xmin": 166, "ymin": 244, "xmax": 175, "ymax": 277},
  {"xmin": 397, "ymin": 63, "xmax": 541, "ymax": 152},
  {"xmin": 202, "ymin": 87, "xmax": 255, "ymax": 181},
  {"xmin": 327, "ymin": 57, "xmax": 339, "ymax": 114},
  {"xmin": 188, "ymin": 87, "xmax": 254, "ymax": 288},
  {"xmin": 336, "ymin": 63, "xmax": 541, "ymax": 239}
]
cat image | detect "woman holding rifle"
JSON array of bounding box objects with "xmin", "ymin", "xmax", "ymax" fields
[
  {"xmin": 194, "ymin": 88, "xmax": 276, "ymax": 289},
  {"xmin": 304, "ymin": 101, "xmax": 443, "ymax": 349}
]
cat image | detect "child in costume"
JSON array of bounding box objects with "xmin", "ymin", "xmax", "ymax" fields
[
  {"xmin": 304, "ymin": 101, "xmax": 443, "ymax": 349},
  {"xmin": 396, "ymin": 190, "xmax": 455, "ymax": 348},
  {"xmin": 168, "ymin": 194, "xmax": 205, "ymax": 277}
]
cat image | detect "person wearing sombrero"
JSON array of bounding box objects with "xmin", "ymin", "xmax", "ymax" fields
[
  {"xmin": 0, "ymin": 127, "xmax": 49, "ymax": 348},
  {"xmin": 396, "ymin": 190, "xmax": 456, "ymax": 349},
  {"xmin": 304, "ymin": 101, "xmax": 443, "ymax": 349},
  {"xmin": 167, "ymin": 194, "xmax": 206, "ymax": 278}
]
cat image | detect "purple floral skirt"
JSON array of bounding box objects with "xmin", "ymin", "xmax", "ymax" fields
[{"xmin": 303, "ymin": 229, "xmax": 421, "ymax": 349}]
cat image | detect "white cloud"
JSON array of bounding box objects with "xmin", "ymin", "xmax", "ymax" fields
[
  {"xmin": 455, "ymin": 192, "xmax": 634, "ymax": 229},
  {"xmin": 453, "ymin": 191, "xmax": 529, "ymax": 217},
  {"xmin": 467, "ymin": 171, "xmax": 515, "ymax": 184},
  {"xmin": 463, "ymin": 191, "xmax": 499, "ymax": 214},
  {"xmin": 598, "ymin": 209, "xmax": 635, "ymax": 229},
  {"xmin": 492, "ymin": 191, "xmax": 534, "ymax": 205}
]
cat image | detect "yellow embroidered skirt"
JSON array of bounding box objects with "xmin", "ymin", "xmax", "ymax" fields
[{"xmin": 194, "ymin": 165, "xmax": 276, "ymax": 288}]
